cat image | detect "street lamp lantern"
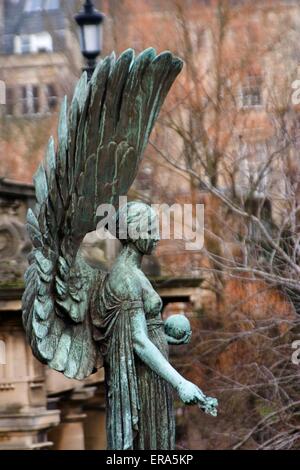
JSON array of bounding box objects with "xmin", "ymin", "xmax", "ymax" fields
[{"xmin": 74, "ymin": 0, "xmax": 105, "ymax": 79}]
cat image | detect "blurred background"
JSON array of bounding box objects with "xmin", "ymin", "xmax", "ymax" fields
[{"xmin": 0, "ymin": 0, "xmax": 300, "ymax": 450}]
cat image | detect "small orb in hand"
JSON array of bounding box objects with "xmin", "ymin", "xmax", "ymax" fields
[{"xmin": 164, "ymin": 314, "xmax": 191, "ymax": 340}]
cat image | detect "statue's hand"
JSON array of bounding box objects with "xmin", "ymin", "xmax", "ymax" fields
[
  {"xmin": 198, "ymin": 395, "xmax": 218, "ymax": 417},
  {"xmin": 177, "ymin": 380, "xmax": 205, "ymax": 405},
  {"xmin": 177, "ymin": 381, "xmax": 218, "ymax": 416},
  {"xmin": 165, "ymin": 331, "xmax": 192, "ymax": 345}
]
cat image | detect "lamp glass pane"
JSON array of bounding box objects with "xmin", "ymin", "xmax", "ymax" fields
[
  {"xmin": 82, "ymin": 24, "xmax": 100, "ymax": 52},
  {"xmin": 78, "ymin": 25, "xmax": 85, "ymax": 51}
]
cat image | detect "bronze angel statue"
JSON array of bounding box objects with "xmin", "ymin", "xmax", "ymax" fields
[{"xmin": 22, "ymin": 48, "xmax": 218, "ymax": 450}]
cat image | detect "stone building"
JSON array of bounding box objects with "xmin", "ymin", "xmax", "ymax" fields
[
  {"xmin": 0, "ymin": 0, "xmax": 81, "ymax": 182},
  {"xmin": 0, "ymin": 0, "xmax": 80, "ymax": 117}
]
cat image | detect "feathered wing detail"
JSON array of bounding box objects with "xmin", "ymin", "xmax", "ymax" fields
[{"xmin": 22, "ymin": 48, "xmax": 183, "ymax": 379}]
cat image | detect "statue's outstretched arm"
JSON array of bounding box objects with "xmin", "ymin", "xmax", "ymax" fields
[{"xmin": 130, "ymin": 308, "xmax": 218, "ymax": 415}]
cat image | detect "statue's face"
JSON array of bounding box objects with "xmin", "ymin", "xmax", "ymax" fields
[
  {"xmin": 145, "ymin": 220, "xmax": 160, "ymax": 254},
  {"xmin": 116, "ymin": 201, "xmax": 160, "ymax": 254},
  {"xmin": 135, "ymin": 215, "xmax": 160, "ymax": 255}
]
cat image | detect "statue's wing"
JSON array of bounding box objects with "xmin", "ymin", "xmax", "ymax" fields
[
  {"xmin": 23, "ymin": 250, "xmax": 104, "ymax": 379},
  {"xmin": 22, "ymin": 48, "xmax": 183, "ymax": 379}
]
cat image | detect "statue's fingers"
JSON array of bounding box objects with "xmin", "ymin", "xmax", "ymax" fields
[
  {"xmin": 207, "ymin": 397, "xmax": 218, "ymax": 407},
  {"xmin": 183, "ymin": 332, "xmax": 192, "ymax": 344}
]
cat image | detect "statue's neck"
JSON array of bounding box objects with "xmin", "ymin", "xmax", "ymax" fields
[{"xmin": 119, "ymin": 243, "xmax": 143, "ymax": 268}]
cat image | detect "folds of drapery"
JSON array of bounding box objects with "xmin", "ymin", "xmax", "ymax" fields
[{"xmin": 90, "ymin": 275, "xmax": 142, "ymax": 450}]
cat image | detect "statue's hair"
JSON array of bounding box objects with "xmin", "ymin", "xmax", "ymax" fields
[{"xmin": 115, "ymin": 201, "xmax": 158, "ymax": 251}]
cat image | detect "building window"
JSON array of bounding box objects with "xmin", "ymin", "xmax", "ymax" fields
[
  {"xmin": 14, "ymin": 32, "xmax": 53, "ymax": 54},
  {"xmin": 241, "ymin": 76, "xmax": 262, "ymax": 108},
  {"xmin": 45, "ymin": 0, "xmax": 60, "ymax": 9},
  {"xmin": 21, "ymin": 85, "xmax": 40, "ymax": 115},
  {"xmin": 24, "ymin": 0, "xmax": 59, "ymax": 11},
  {"xmin": 46, "ymin": 84, "xmax": 58, "ymax": 112},
  {"xmin": 24, "ymin": 0, "xmax": 43, "ymax": 12},
  {"xmin": 32, "ymin": 32, "xmax": 53, "ymax": 53},
  {"xmin": 20, "ymin": 35, "xmax": 31, "ymax": 54},
  {"xmin": 14, "ymin": 35, "xmax": 31, "ymax": 54},
  {"xmin": 5, "ymin": 88, "xmax": 15, "ymax": 116}
]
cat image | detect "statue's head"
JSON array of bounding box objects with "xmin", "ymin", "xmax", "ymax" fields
[{"xmin": 115, "ymin": 201, "xmax": 160, "ymax": 255}]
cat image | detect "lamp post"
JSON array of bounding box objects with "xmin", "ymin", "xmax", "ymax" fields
[{"xmin": 74, "ymin": 0, "xmax": 105, "ymax": 80}]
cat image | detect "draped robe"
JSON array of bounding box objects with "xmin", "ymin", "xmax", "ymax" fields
[{"xmin": 90, "ymin": 274, "xmax": 175, "ymax": 450}]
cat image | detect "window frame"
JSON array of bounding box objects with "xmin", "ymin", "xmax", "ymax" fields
[
  {"xmin": 20, "ymin": 84, "xmax": 40, "ymax": 116},
  {"xmin": 45, "ymin": 83, "xmax": 58, "ymax": 113},
  {"xmin": 5, "ymin": 87, "xmax": 15, "ymax": 117},
  {"xmin": 241, "ymin": 75, "xmax": 263, "ymax": 109}
]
